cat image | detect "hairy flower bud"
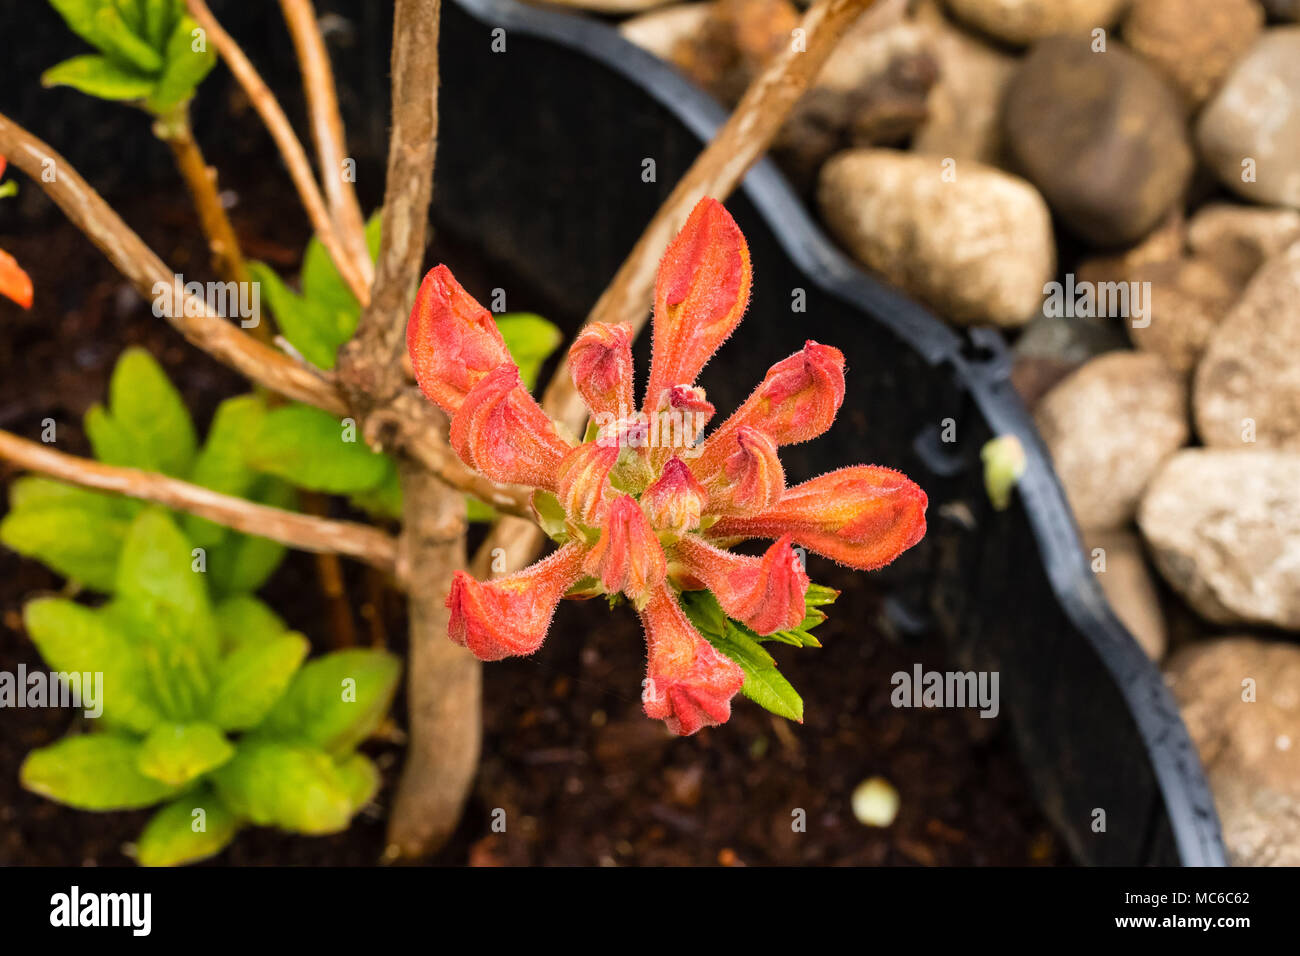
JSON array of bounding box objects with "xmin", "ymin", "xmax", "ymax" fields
[
  {"xmin": 583, "ymin": 495, "xmax": 666, "ymax": 604},
  {"xmin": 556, "ymin": 441, "xmax": 619, "ymax": 527},
  {"xmin": 644, "ymin": 198, "xmax": 751, "ymax": 407},
  {"xmin": 700, "ymin": 426, "xmax": 785, "ymax": 515},
  {"xmin": 641, "ymin": 457, "xmax": 706, "ymax": 537},
  {"xmin": 449, "ymin": 363, "xmax": 573, "ymax": 490},
  {"xmin": 446, "ymin": 544, "xmax": 586, "ymax": 660},
  {"xmin": 407, "ymin": 265, "xmax": 511, "ymax": 415},
  {"xmin": 673, "ymin": 535, "xmax": 808, "ymax": 635},
  {"xmin": 707, "ymin": 466, "xmax": 927, "ymax": 571},
  {"xmin": 638, "ymin": 584, "xmax": 744, "ymax": 735},
  {"xmin": 569, "ymin": 322, "xmax": 635, "ymax": 421}
]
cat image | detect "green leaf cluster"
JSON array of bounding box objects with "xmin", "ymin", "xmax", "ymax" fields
[
  {"xmin": 18, "ymin": 508, "xmax": 400, "ymax": 866},
  {"xmin": 679, "ymin": 584, "xmax": 838, "ymax": 724},
  {"xmin": 43, "ymin": 1, "xmax": 216, "ymax": 114}
]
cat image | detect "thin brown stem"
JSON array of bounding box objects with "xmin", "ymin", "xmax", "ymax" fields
[
  {"xmin": 278, "ymin": 0, "xmax": 372, "ymax": 285},
  {"xmin": 0, "ymin": 429, "xmax": 399, "ymax": 577},
  {"xmin": 186, "ymin": 0, "xmax": 370, "ymax": 307},
  {"xmin": 302, "ymin": 490, "xmax": 358, "ymax": 647},
  {"xmin": 475, "ymin": 0, "xmax": 880, "ymax": 573}
]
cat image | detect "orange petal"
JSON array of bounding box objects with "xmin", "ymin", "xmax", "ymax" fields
[
  {"xmin": 0, "ymin": 248, "xmax": 32, "ymax": 310},
  {"xmin": 556, "ymin": 440, "xmax": 619, "ymax": 527},
  {"xmin": 569, "ymin": 322, "xmax": 635, "ymax": 421},
  {"xmin": 644, "ymin": 198, "xmax": 751, "ymax": 407},
  {"xmin": 641, "ymin": 457, "xmax": 706, "ymax": 537},
  {"xmin": 695, "ymin": 341, "xmax": 844, "ymax": 478},
  {"xmin": 449, "ymin": 363, "xmax": 573, "ymax": 490},
  {"xmin": 408, "ymin": 265, "xmax": 511, "ymax": 415},
  {"xmin": 673, "ymin": 535, "xmax": 808, "ymax": 635},
  {"xmin": 637, "ymin": 583, "xmax": 744, "ymax": 736},
  {"xmin": 446, "ymin": 543, "xmax": 587, "ymax": 660},
  {"xmin": 706, "ymin": 466, "xmax": 927, "ymax": 571},
  {"xmin": 700, "ymin": 426, "xmax": 785, "ymax": 516},
  {"xmin": 582, "ymin": 494, "xmax": 666, "ymax": 604}
]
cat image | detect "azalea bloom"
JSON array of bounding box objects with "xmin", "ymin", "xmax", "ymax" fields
[
  {"xmin": 0, "ymin": 157, "xmax": 33, "ymax": 309},
  {"xmin": 408, "ymin": 197, "xmax": 927, "ymax": 735}
]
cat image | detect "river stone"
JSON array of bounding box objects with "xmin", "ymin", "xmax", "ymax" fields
[
  {"xmin": 1194, "ymin": 243, "xmax": 1300, "ymax": 450},
  {"xmin": 1139, "ymin": 449, "xmax": 1300, "ymax": 628},
  {"xmin": 1165, "ymin": 637, "xmax": 1300, "ymax": 865},
  {"xmin": 1003, "ymin": 37, "xmax": 1194, "ymax": 246},
  {"xmin": 911, "ymin": 0, "xmax": 1018, "ymax": 165},
  {"xmin": 1084, "ymin": 528, "xmax": 1167, "ymax": 661},
  {"xmin": 1035, "ymin": 352, "xmax": 1189, "ymax": 530},
  {"xmin": 1197, "ymin": 28, "xmax": 1300, "ymax": 208},
  {"xmin": 817, "ymin": 149, "xmax": 1053, "ymax": 326},
  {"xmin": 619, "ymin": 3, "xmax": 714, "ymax": 60},
  {"xmin": 1127, "ymin": 257, "xmax": 1241, "ymax": 373},
  {"xmin": 943, "ymin": 0, "xmax": 1128, "ymax": 46},
  {"xmin": 1122, "ymin": 0, "xmax": 1264, "ymax": 107},
  {"xmin": 1186, "ymin": 202, "xmax": 1300, "ymax": 286}
]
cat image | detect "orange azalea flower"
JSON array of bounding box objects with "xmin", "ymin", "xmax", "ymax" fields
[
  {"xmin": 0, "ymin": 157, "xmax": 32, "ymax": 310},
  {"xmin": 409, "ymin": 198, "xmax": 927, "ymax": 735}
]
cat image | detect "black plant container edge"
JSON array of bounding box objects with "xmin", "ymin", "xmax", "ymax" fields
[{"xmin": 450, "ymin": 0, "xmax": 1226, "ymax": 866}]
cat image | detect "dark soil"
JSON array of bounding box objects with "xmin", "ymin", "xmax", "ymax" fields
[{"xmin": 0, "ymin": 167, "xmax": 1068, "ymax": 868}]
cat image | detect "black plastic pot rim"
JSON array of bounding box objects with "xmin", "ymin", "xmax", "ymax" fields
[{"xmin": 450, "ymin": 0, "xmax": 1226, "ymax": 867}]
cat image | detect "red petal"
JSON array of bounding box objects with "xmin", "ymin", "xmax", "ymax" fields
[
  {"xmin": 637, "ymin": 584, "xmax": 744, "ymax": 735},
  {"xmin": 700, "ymin": 426, "xmax": 785, "ymax": 516},
  {"xmin": 673, "ymin": 534, "xmax": 808, "ymax": 635},
  {"xmin": 450, "ymin": 363, "xmax": 573, "ymax": 490},
  {"xmin": 695, "ymin": 341, "xmax": 844, "ymax": 478},
  {"xmin": 644, "ymin": 198, "xmax": 751, "ymax": 407},
  {"xmin": 408, "ymin": 265, "xmax": 511, "ymax": 415},
  {"xmin": 446, "ymin": 543, "xmax": 587, "ymax": 660},
  {"xmin": 0, "ymin": 248, "xmax": 32, "ymax": 310},
  {"xmin": 582, "ymin": 494, "xmax": 666, "ymax": 603},
  {"xmin": 569, "ymin": 322, "xmax": 635, "ymax": 421},
  {"xmin": 641, "ymin": 457, "xmax": 706, "ymax": 537},
  {"xmin": 707, "ymin": 466, "xmax": 927, "ymax": 571}
]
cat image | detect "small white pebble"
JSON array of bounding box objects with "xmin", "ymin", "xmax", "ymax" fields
[
  {"xmin": 852, "ymin": 776, "xmax": 900, "ymax": 828},
  {"xmin": 1277, "ymin": 734, "xmax": 1292, "ymax": 752}
]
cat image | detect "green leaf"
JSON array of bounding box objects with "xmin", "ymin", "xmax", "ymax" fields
[
  {"xmin": 22, "ymin": 598, "xmax": 162, "ymax": 733},
  {"xmin": 246, "ymin": 404, "xmax": 390, "ymax": 494},
  {"xmin": 141, "ymin": 0, "xmax": 177, "ymax": 51},
  {"xmin": 214, "ymin": 595, "xmax": 287, "ymax": 653},
  {"xmin": 211, "ymin": 741, "xmax": 362, "ymax": 834},
  {"xmin": 146, "ymin": 14, "xmax": 215, "ymax": 113},
  {"xmin": 183, "ymin": 394, "xmax": 267, "ymax": 549},
  {"xmin": 255, "ymin": 649, "xmax": 400, "ymax": 755},
  {"xmin": 7, "ymin": 475, "xmax": 134, "ymax": 515},
  {"xmin": 347, "ymin": 457, "xmax": 402, "ymax": 520},
  {"xmin": 48, "ymin": 0, "xmax": 165, "ymax": 74},
  {"xmin": 335, "ymin": 752, "xmax": 380, "ymax": 813},
  {"xmin": 205, "ymin": 477, "xmax": 294, "ymax": 596},
  {"xmin": 136, "ymin": 787, "xmax": 239, "ymax": 867},
  {"xmin": 87, "ymin": 347, "xmax": 197, "ymax": 476},
  {"xmin": 208, "ymin": 632, "xmax": 309, "ymax": 732},
  {"xmin": 116, "ymin": 509, "xmax": 216, "ymax": 655},
  {"xmin": 301, "ymin": 211, "xmax": 381, "ymax": 316},
  {"xmin": 1, "ymin": 496, "xmax": 132, "ymax": 592},
  {"xmin": 41, "ymin": 53, "xmax": 156, "ymax": 101},
  {"xmin": 21, "ymin": 734, "xmax": 179, "ymax": 810},
  {"xmin": 495, "ymin": 313, "xmax": 563, "ymax": 391},
  {"xmin": 248, "ymin": 261, "xmax": 343, "ymax": 370},
  {"xmin": 465, "ymin": 496, "xmax": 496, "ymax": 522},
  {"xmin": 681, "ymin": 590, "xmax": 804, "ymax": 722},
  {"xmin": 137, "ymin": 721, "xmax": 234, "ymax": 786}
]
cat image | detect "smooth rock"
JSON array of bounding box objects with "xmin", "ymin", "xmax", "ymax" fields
[
  {"xmin": 1165, "ymin": 637, "xmax": 1300, "ymax": 865},
  {"xmin": 1260, "ymin": 0, "xmax": 1299, "ymax": 20},
  {"xmin": 1197, "ymin": 28, "xmax": 1300, "ymax": 208},
  {"xmin": 1122, "ymin": 0, "xmax": 1264, "ymax": 107},
  {"xmin": 1139, "ymin": 449, "xmax": 1300, "ymax": 628},
  {"xmin": 1084, "ymin": 528, "xmax": 1167, "ymax": 660},
  {"xmin": 1127, "ymin": 257, "xmax": 1241, "ymax": 373},
  {"xmin": 911, "ymin": 0, "xmax": 1019, "ymax": 165},
  {"xmin": 619, "ymin": 3, "xmax": 714, "ymax": 61},
  {"xmin": 1194, "ymin": 243, "xmax": 1300, "ymax": 450},
  {"xmin": 943, "ymin": 0, "xmax": 1128, "ymax": 46},
  {"xmin": 817, "ymin": 149, "xmax": 1053, "ymax": 326},
  {"xmin": 1035, "ymin": 352, "xmax": 1189, "ymax": 529},
  {"xmin": 1003, "ymin": 37, "xmax": 1194, "ymax": 245},
  {"xmin": 1186, "ymin": 202, "xmax": 1300, "ymax": 286}
]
